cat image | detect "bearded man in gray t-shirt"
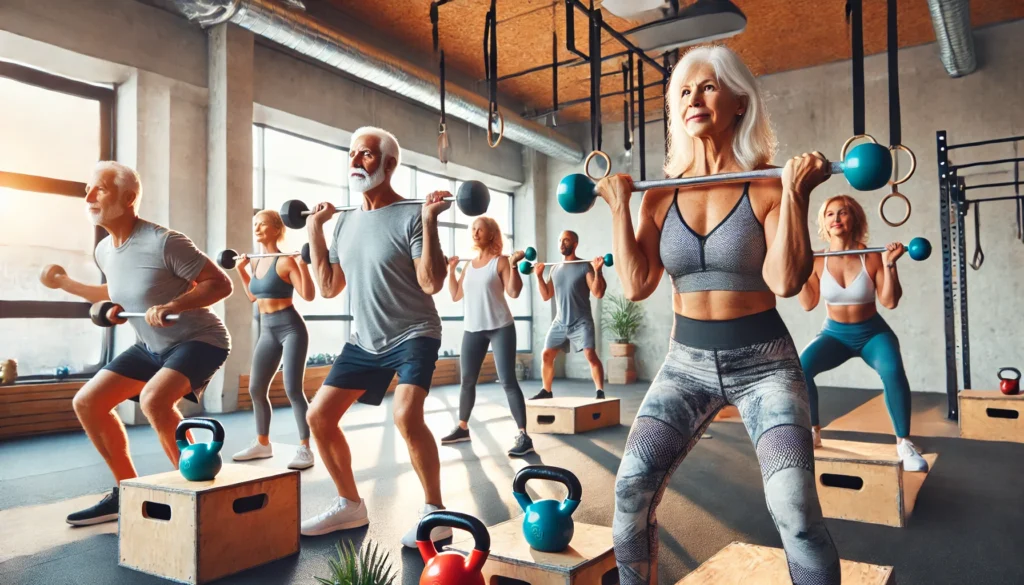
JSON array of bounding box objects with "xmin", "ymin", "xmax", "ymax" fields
[
  {"xmin": 300, "ymin": 127, "xmax": 452, "ymax": 548},
  {"xmin": 532, "ymin": 230, "xmax": 608, "ymax": 400},
  {"xmin": 39, "ymin": 161, "xmax": 233, "ymax": 528}
]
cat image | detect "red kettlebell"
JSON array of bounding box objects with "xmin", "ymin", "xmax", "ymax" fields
[
  {"xmin": 999, "ymin": 367, "xmax": 1021, "ymax": 395},
  {"xmin": 418, "ymin": 510, "xmax": 490, "ymax": 585}
]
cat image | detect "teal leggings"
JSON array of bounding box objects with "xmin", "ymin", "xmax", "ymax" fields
[{"xmin": 799, "ymin": 314, "xmax": 911, "ymax": 438}]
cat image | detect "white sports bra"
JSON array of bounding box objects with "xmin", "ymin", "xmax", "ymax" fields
[{"xmin": 819, "ymin": 255, "xmax": 876, "ymax": 306}]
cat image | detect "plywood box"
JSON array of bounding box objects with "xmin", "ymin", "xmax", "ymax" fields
[
  {"xmin": 448, "ymin": 516, "xmax": 616, "ymax": 585},
  {"xmin": 675, "ymin": 541, "xmax": 895, "ymax": 584},
  {"xmin": 959, "ymin": 390, "xmax": 1024, "ymax": 444},
  {"xmin": 119, "ymin": 464, "xmax": 299, "ymax": 584},
  {"xmin": 814, "ymin": 439, "xmax": 937, "ymax": 528},
  {"xmin": 526, "ymin": 397, "xmax": 620, "ymax": 435}
]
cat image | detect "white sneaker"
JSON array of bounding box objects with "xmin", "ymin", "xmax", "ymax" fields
[
  {"xmin": 897, "ymin": 439, "xmax": 929, "ymax": 472},
  {"xmin": 811, "ymin": 426, "xmax": 823, "ymax": 449},
  {"xmin": 400, "ymin": 504, "xmax": 453, "ymax": 548},
  {"xmin": 288, "ymin": 445, "xmax": 315, "ymax": 470},
  {"xmin": 301, "ymin": 497, "xmax": 369, "ymax": 536},
  {"xmin": 232, "ymin": 438, "xmax": 273, "ymax": 461}
]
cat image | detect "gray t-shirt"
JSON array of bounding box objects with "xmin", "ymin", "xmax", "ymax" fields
[
  {"xmin": 551, "ymin": 262, "xmax": 594, "ymax": 326},
  {"xmin": 328, "ymin": 203, "xmax": 441, "ymax": 354},
  {"xmin": 94, "ymin": 219, "xmax": 231, "ymax": 354}
]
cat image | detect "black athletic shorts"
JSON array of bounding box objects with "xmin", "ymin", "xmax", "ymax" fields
[
  {"xmin": 323, "ymin": 336, "xmax": 441, "ymax": 406},
  {"xmin": 103, "ymin": 341, "xmax": 230, "ymax": 403}
]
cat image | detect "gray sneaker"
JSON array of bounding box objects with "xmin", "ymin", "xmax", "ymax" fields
[{"xmin": 507, "ymin": 432, "xmax": 534, "ymax": 457}]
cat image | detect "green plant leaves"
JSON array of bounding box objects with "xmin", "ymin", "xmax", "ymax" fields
[
  {"xmin": 601, "ymin": 294, "xmax": 643, "ymax": 344},
  {"xmin": 314, "ymin": 539, "xmax": 396, "ymax": 585}
]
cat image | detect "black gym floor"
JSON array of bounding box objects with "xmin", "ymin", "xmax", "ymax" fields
[{"xmin": 1, "ymin": 380, "xmax": 1022, "ymax": 585}]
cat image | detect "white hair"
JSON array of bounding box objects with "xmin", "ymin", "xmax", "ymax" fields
[
  {"xmin": 664, "ymin": 45, "xmax": 777, "ymax": 178},
  {"xmin": 351, "ymin": 126, "xmax": 401, "ymax": 168},
  {"xmin": 95, "ymin": 161, "xmax": 143, "ymax": 211}
]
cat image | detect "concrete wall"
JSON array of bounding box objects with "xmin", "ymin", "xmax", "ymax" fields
[
  {"xmin": 1, "ymin": 0, "xmax": 529, "ymax": 412},
  {"xmin": 541, "ymin": 19, "xmax": 1024, "ymax": 393}
]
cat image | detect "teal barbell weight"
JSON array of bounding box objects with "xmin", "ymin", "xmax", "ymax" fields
[
  {"xmin": 176, "ymin": 418, "xmax": 225, "ymax": 482},
  {"xmin": 512, "ymin": 465, "xmax": 583, "ymax": 553}
]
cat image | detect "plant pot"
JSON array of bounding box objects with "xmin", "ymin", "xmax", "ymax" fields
[
  {"xmin": 610, "ymin": 343, "xmax": 635, "ymax": 358},
  {"xmin": 607, "ymin": 343, "xmax": 637, "ymax": 384}
]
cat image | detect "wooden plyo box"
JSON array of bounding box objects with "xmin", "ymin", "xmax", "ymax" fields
[
  {"xmin": 814, "ymin": 439, "xmax": 937, "ymax": 528},
  {"xmin": 526, "ymin": 397, "xmax": 620, "ymax": 435},
  {"xmin": 119, "ymin": 464, "xmax": 300, "ymax": 584},
  {"xmin": 448, "ymin": 516, "xmax": 616, "ymax": 585},
  {"xmin": 959, "ymin": 390, "xmax": 1024, "ymax": 443},
  {"xmin": 675, "ymin": 541, "xmax": 895, "ymax": 584}
]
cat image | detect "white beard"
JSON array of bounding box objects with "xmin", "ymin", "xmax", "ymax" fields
[
  {"xmin": 348, "ymin": 165, "xmax": 386, "ymax": 194},
  {"xmin": 87, "ymin": 201, "xmax": 126, "ymax": 226}
]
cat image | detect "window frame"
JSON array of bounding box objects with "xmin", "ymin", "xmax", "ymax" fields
[
  {"xmin": 0, "ymin": 60, "xmax": 116, "ymax": 382},
  {"xmin": 252, "ymin": 124, "xmax": 531, "ymax": 357}
]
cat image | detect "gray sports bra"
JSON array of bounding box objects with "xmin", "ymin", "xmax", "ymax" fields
[
  {"xmin": 249, "ymin": 257, "xmax": 294, "ymax": 300},
  {"xmin": 659, "ymin": 183, "xmax": 771, "ymax": 293}
]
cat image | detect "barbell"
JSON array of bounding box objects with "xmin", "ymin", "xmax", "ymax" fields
[
  {"xmin": 815, "ymin": 237, "xmax": 931, "ymax": 261},
  {"xmin": 562, "ymin": 137, "xmax": 915, "ymax": 227},
  {"xmin": 280, "ymin": 180, "xmax": 491, "ymax": 229},
  {"xmin": 89, "ymin": 301, "xmax": 180, "ymax": 328},
  {"xmin": 217, "ymin": 243, "xmax": 311, "ymax": 270}
]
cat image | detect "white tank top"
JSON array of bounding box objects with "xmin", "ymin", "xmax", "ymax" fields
[
  {"xmin": 819, "ymin": 255, "xmax": 876, "ymax": 306},
  {"xmin": 463, "ymin": 257, "xmax": 514, "ymax": 332}
]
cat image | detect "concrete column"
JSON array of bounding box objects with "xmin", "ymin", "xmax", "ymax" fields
[{"xmin": 203, "ymin": 23, "xmax": 254, "ymax": 413}]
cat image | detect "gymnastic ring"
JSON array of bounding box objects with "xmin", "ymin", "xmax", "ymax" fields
[
  {"xmin": 437, "ymin": 123, "xmax": 451, "ymax": 164},
  {"xmin": 487, "ymin": 109, "xmax": 505, "ymax": 148},
  {"xmin": 889, "ymin": 144, "xmax": 917, "ymax": 186},
  {"xmin": 879, "ymin": 186, "xmax": 911, "ymax": 228},
  {"xmin": 840, "ymin": 134, "xmax": 879, "ymax": 161},
  {"xmin": 584, "ymin": 150, "xmax": 611, "ymax": 181}
]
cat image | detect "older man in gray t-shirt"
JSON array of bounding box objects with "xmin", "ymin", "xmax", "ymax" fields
[
  {"xmin": 41, "ymin": 161, "xmax": 233, "ymax": 528},
  {"xmin": 300, "ymin": 127, "xmax": 452, "ymax": 548}
]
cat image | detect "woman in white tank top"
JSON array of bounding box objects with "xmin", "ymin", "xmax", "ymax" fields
[
  {"xmin": 797, "ymin": 195, "xmax": 927, "ymax": 472},
  {"xmin": 440, "ymin": 217, "xmax": 534, "ymax": 457}
]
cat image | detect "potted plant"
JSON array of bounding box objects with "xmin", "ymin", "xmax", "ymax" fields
[
  {"xmin": 314, "ymin": 539, "xmax": 396, "ymax": 585},
  {"xmin": 602, "ymin": 294, "xmax": 643, "ymax": 384}
]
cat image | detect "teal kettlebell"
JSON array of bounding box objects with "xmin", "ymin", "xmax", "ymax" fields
[
  {"xmin": 512, "ymin": 465, "xmax": 583, "ymax": 553},
  {"xmin": 176, "ymin": 418, "xmax": 225, "ymax": 481}
]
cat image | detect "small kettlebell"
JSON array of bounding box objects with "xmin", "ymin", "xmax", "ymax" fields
[
  {"xmin": 512, "ymin": 465, "xmax": 583, "ymax": 553},
  {"xmin": 417, "ymin": 510, "xmax": 490, "ymax": 585},
  {"xmin": 999, "ymin": 367, "xmax": 1021, "ymax": 396},
  {"xmin": 176, "ymin": 418, "xmax": 225, "ymax": 481}
]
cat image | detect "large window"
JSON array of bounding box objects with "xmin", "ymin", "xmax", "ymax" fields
[
  {"xmin": 252, "ymin": 125, "xmax": 530, "ymax": 360},
  {"xmin": 0, "ymin": 62, "xmax": 114, "ymax": 380}
]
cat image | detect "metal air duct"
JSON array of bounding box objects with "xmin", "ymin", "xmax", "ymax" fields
[
  {"xmin": 926, "ymin": 0, "xmax": 977, "ymax": 78},
  {"xmin": 169, "ymin": 0, "xmax": 585, "ymax": 162}
]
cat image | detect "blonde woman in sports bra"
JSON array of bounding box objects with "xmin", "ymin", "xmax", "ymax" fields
[{"xmin": 798, "ymin": 195, "xmax": 928, "ymax": 472}]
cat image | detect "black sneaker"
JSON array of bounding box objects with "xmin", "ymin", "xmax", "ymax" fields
[
  {"xmin": 530, "ymin": 389, "xmax": 553, "ymax": 400},
  {"xmin": 508, "ymin": 432, "xmax": 535, "ymax": 457},
  {"xmin": 441, "ymin": 426, "xmax": 471, "ymax": 445},
  {"xmin": 67, "ymin": 487, "xmax": 119, "ymax": 526},
  {"xmin": 595, "ymin": 389, "xmax": 605, "ymax": 399}
]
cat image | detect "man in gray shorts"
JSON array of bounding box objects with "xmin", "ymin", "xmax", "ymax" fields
[
  {"xmin": 300, "ymin": 127, "xmax": 451, "ymax": 548},
  {"xmin": 40, "ymin": 161, "xmax": 233, "ymax": 527},
  {"xmin": 532, "ymin": 230, "xmax": 607, "ymax": 400}
]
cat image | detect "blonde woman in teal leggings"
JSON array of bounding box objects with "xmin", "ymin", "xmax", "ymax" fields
[{"xmin": 798, "ymin": 194, "xmax": 928, "ymax": 471}]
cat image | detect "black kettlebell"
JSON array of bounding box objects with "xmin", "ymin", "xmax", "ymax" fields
[{"xmin": 176, "ymin": 418, "xmax": 225, "ymax": 481}]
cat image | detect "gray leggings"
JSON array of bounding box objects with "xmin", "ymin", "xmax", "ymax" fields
[
  {"xmin": 614, "ymin": 314, "xmax": 839, "ymax": 585},
  {"xmin": 459, "ymin": 323, "xmax": 527, "ymax": 429},
  {"xmin": 249, "ymin": 306, "xmax": 310, "ymax": 440}
]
